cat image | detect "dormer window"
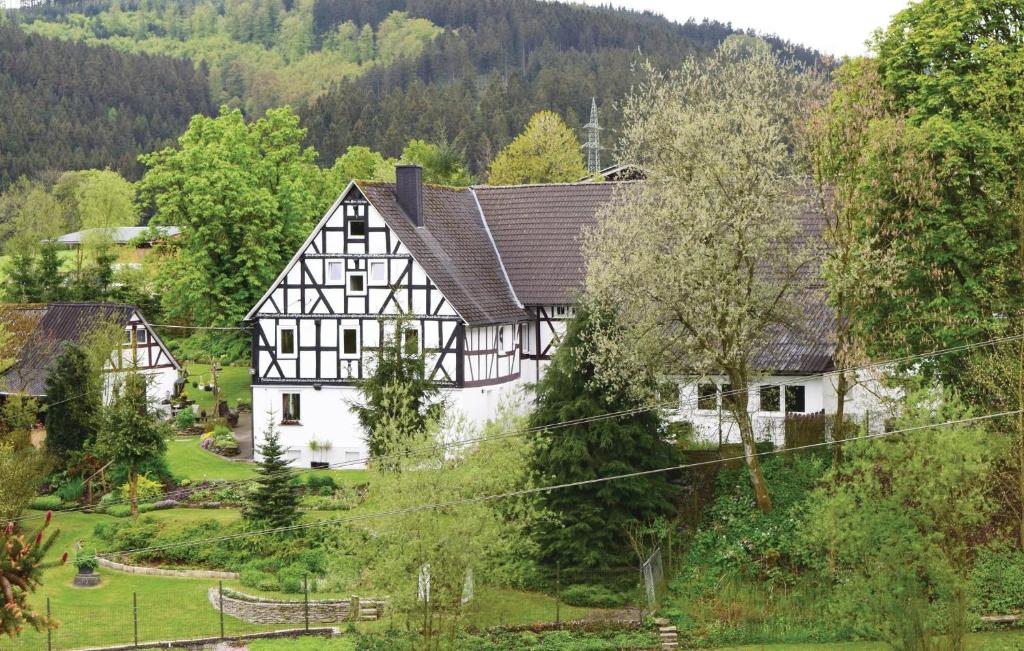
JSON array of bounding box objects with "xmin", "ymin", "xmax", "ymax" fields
[{"xmin": 348, "ymin": 220, "xmax": 367, "ymax": 238}]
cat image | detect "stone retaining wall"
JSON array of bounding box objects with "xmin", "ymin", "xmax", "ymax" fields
[
  {"xmin": 98, "ymin": 557, "xmax": 240, "ymax": 579},
  {"xmin": 208, "ymin": 587, "xmax": 383, "ymax": 625}
]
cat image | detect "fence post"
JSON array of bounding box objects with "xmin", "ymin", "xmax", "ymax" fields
[
  {"xmin": 555, "ymin": 562, "xmax": 560, "ymax": 627},
  {"xmin": 219, "ymin": 580, "xmax": 225, "ymax": 639},
  {"xmin": 132, "ymin": 592, "xmax": 138, "ymax": 648},
  {"xmin": 303, "ymin": 575, "xmax": 310, "ymax": 631},
  {"xmin": 46, "ymin": 597, "xmax": 52, "ymax": 651}
]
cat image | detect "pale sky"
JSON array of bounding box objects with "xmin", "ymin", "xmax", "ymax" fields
[{"xmin": 575, "ymin": 0, "xmax": 912, "ymax": 57}]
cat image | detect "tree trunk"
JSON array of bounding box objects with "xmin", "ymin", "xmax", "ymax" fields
[
  {"xmin": 129, "ymin": 468, "xmax": 139, "ymax": 518},
  {"xmin": 833, "ymin": 368, "xmax": 849, "ymax": 468},
  {"xmin": 725, "ymin": 373, "xmax": 773, "ymax": 513}
]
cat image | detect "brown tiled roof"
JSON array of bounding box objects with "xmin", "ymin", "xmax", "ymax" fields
[
  {"xmin": 356, "ymin": 181, "xmax": 527, "ymax": 325},
  {"xmin": 474, "ymin": 182, "xmax": 630, "ymax": 306},
  {"xmin": 754, "ymin": 288, "xmax": 836, "ymax": 374},
  {"xmin": 0, "ymin": 303, "xmax": 137, "ymax": 396}
]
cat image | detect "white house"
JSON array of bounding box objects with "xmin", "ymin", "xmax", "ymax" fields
[
  {"xmin": 245, "ymin": 166, "xmax": 870, "ymax": 467},
  {"xmin": 0, "ymin": 302, "xmax": 182, "ymax": 410}
]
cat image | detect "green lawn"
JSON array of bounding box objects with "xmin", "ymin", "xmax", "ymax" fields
[
  {"xmin": 249, "ymin": 636, "xmax": 356, "ymax": 651},
  {"xmin": 167, "ymin": 437, "xmax": 258, "ymax": 481},
  {"xmin": 9, "ymin": 507, "xmax": 599, "ymax": 650},
  {"xmin": 166, "ymin": 437, "xmax": 373, "ymax": 485},
  {"xmin": 181, "ymin": 363, "xmax": 252, "ymax": 414}
]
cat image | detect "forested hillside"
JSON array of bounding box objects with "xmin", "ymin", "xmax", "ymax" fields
[
  {"xmin": 0, "ymin": 21, "xmax": 213, "ymax": 187},
  {"xmin": 8, "ymin": 0, "xmax": 824, "ymax": 177}
]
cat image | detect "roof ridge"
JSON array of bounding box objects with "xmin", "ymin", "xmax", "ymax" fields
[{"xmin": 472, "ymin": 180, "xmax": 642, "ymax": 190}]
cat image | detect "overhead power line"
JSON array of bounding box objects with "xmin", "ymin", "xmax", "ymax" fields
[
  {"xmin": 13, "ymin": 330, "xmax": 1024, "ymax": 524},
  {"xmin": 103, "ymin": 409, "xmax": 1024, "ymax": 559}
]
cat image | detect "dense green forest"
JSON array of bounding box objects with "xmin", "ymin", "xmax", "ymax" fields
[
  {"xmin": 2, "ymin": 0, "xmax": 825, "ymax": 181},
  {"xmin": 0, "ymin": 21, "xmax": 212, "ymax": 187}
]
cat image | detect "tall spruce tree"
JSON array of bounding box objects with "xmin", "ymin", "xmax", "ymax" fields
[
  {"xmin": 44, "ymin": 343, "xmax": 99, "ymax": 461},
  {"xmin": 530, "ymin": 303, "xmax": 678, "ymax": 570},
  {"xmin": 244, "ymin": 419, "xmax": 299, "ymax": 528}
]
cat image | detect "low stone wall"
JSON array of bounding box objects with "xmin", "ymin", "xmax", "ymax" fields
[
  {"xmin": 208, "ymin": 587, "xmax": 383, "ymax": 625},
  {"xmin": 98, "ymin": 557, "xmax": 240, "ymax": 579},
  {"xmin": 75, "ymin": 627, "xmax": 337, "ymax": 651}
]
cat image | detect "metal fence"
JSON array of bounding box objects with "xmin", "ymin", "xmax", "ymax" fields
[{"xmin": 5, "ymin": 582, "xmax": 322, "ymax": 651}]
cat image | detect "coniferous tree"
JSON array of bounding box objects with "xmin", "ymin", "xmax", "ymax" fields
[
  {"xmin": 530, "ymin": 303, "xmax": 678, "ymax": 570},
  {"xmin": 44, "ymin": 344, "xmax": 99, "ymax": 461},
  {"xmin": 353, "ymin": 318, "xmax": 444, "ymax": 472},
  {"xmin": 244, "ymin": 419, "xmax": 300, "ymax": 528},
  {"xmin": 94, "ymin": 373, "xmax": 168, "ymax": 517}
]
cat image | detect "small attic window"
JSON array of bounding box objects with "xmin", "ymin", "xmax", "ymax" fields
[{"xmin": 348, "ymin": 220, "xmax": 366, "ymax": 238}]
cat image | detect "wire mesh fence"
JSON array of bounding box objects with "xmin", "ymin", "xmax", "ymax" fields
[
  {"xmin": 4, "ymin": 581, "xmax": 314, "ymax": 651},
  {"xmin": 3, "ymin": 560, "xmax": 664, "ymax": 649}
]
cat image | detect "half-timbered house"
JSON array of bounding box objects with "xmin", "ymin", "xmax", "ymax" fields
[
  {"xmin": 247, "ymin": 166, "xmax": 877, "ymax": 467},
  {"xmin": 0, "ymin": 302, "xmax": 181, "ymax": 409}
]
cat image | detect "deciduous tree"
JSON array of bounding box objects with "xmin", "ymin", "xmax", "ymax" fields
[
  {"xmin": 487, "ymin": 111, "xmax": 587, "ymax": 185},
  {"xmin": 584, "ymin": 42, "xmax": 823, "ymax": 513}
]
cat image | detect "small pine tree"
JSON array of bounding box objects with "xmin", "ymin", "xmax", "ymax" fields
[
  {"xmin": 530, "ymin": 303, "xmax": 678, "ymax": 570},
  {"xmin": 1, "ymin": 512, "xmax": 66, "ymax": 638},
  {"xmin": 244, "ymin": 418, "xmax": 299, "ymax": 528},
  {"xmin": 44, "ymin": 343, "xmax": 100, "ymax": 461}
]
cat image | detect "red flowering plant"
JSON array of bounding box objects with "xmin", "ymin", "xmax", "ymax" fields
[{"xmin": 1, "ymin": 512, "xmax": 66, "ymax": 638}]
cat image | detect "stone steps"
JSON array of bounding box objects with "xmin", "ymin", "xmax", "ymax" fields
[{"xmin": 657, "ymin": 621, "xmax": 679, "ymax": 651}]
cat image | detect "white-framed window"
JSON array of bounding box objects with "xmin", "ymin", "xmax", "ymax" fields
[
  {"xmin": 759, "ymin": 385, "xmax": 781, "ymax": 412},
  {"xmin": 499, "ymin": 324, "xmax": 513, "ymax": 353},
  {"xmin": 124, "ymin": 328, "xmax": 133, "ymax": 344},
  {"xmin": 521, "ymin": 323, "xmax": 535, "ymax": 354},
  {"xmin": 347, "ymin": 271, "xmax": 367, "ymax": 296},
  {"xmin": 369, "ymin": 261, "xmax": 387, "ymax": 283},
  {"xmin": 326, "ymin": 261, "xmax": 345, "ymax": 284},
  {"xmin": 553, "ymin": 306, "xmax": 572, "ymax": 318},
  {"xmin": 348, "ymin": 219, "xmax": 367, "ymax": 238},
  {"xmin": 277, "ymin": 325, "xmax": 297, "ymax": 358},
  {"xmin": 402, "ymin": 326, "xmax": 420, "ymax": 355},
  {"xmin": 344, "ymin": 450, "xmax": 361, "ymax": 462},
  {"xmin": 281, "ymin": 392, "xmax": 301, "ymax": 423},
  {"xmin": 135, "ymin": 328, "xmax": 148, "ymax": 344},
  {"xmin": 340, "ymin": 324, "xmax": 360, "ymax": 359},
  {"xmin": 785, "ymin": 385, "xmax": 807, "ymax": 413}
]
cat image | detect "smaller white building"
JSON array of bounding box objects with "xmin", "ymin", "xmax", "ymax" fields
[{"xmin": 0, "ymin": 302, "xmax": 181, "ymax": 411}]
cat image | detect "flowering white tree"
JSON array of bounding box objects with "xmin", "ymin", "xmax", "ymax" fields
[{"xmin": 584, "ymin": 39, "xmax": 824, "ymax": 513}]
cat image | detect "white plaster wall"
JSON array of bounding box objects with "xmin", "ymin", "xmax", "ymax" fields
[
  {"xmin": 677, "ymin": 375, "xmax": 827, "ymax": 446},
  {"xmin": 102, "ymin": 367, "xmax": 179, "ymax": 414},
  {"xmin": 252, "ymin": 378, "xmax": 529, "ymax": 468}
]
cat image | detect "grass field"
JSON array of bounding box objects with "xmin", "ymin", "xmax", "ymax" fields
[
  {"xmin": 166, "ymin": 437, "xmax": 373, "ymax": 485},
  {"xmin": 181, "ymin": 363, "xmax": 252, "ymax": 414}
]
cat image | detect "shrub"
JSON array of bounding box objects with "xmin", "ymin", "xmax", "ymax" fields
[
  {"xmin": 73, "ymin": 550, "xmax": 99, "ymax": 573},
  {"xmin": 152, "ymin": 499, "xmax": 179, "ymax": 510},
  {"xmin": 560, "ymin": 584, "xmax": 628, "ymax": 608},
  {"xmin": 299, "ymin": 548, "xmax": 328, "ymax": 574},
  {"xmin": 240, "ymin": 568, "xmax": 280, "ymax": 592},
  {"xmin": 56, "ymin": 477, "xmax": 85, "ymax": 503},
  {"xmin": 306, "ymin": 474, "xmax": 336, "ymax": 492},
  {"xmin": 119, "ymin": 476, "xmax": 164, "ymax": 502},
  {"xmin": 106, "ymin": 504, "xmax": 133, "ymax": 518},
  {"xmin": 30, "ymin": 495, "xmax": 62, "ymax": 511},
  {"xmin": 174, "ymin": 408, "xmax": 197, "ymax": 431},
  {"xmin": 279, "ymin": 563, "xmax": 307, "ymax": 594},
  {"xmin": 93, "ymin": 522, "xmax": 117, "ymax": 541},
  {"xmin": 969, "ymin": 545, "xmax": 1024, "ymax": 615}
]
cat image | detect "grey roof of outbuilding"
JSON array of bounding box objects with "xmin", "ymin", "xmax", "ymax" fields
[
  {"xmin": 54, "ymin": 226, "xmax": 180, "ymax": 245},
  {"xmin": 474, "ymin": 182, "xmax": 630, "ymax": 306},
  {"xmin": 356, "ymin": 181, "xmax": 527, "ymax": 325},
  {"xmin": 0, "ymin": 303, "xmax": 138, "ymax": 396}
]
